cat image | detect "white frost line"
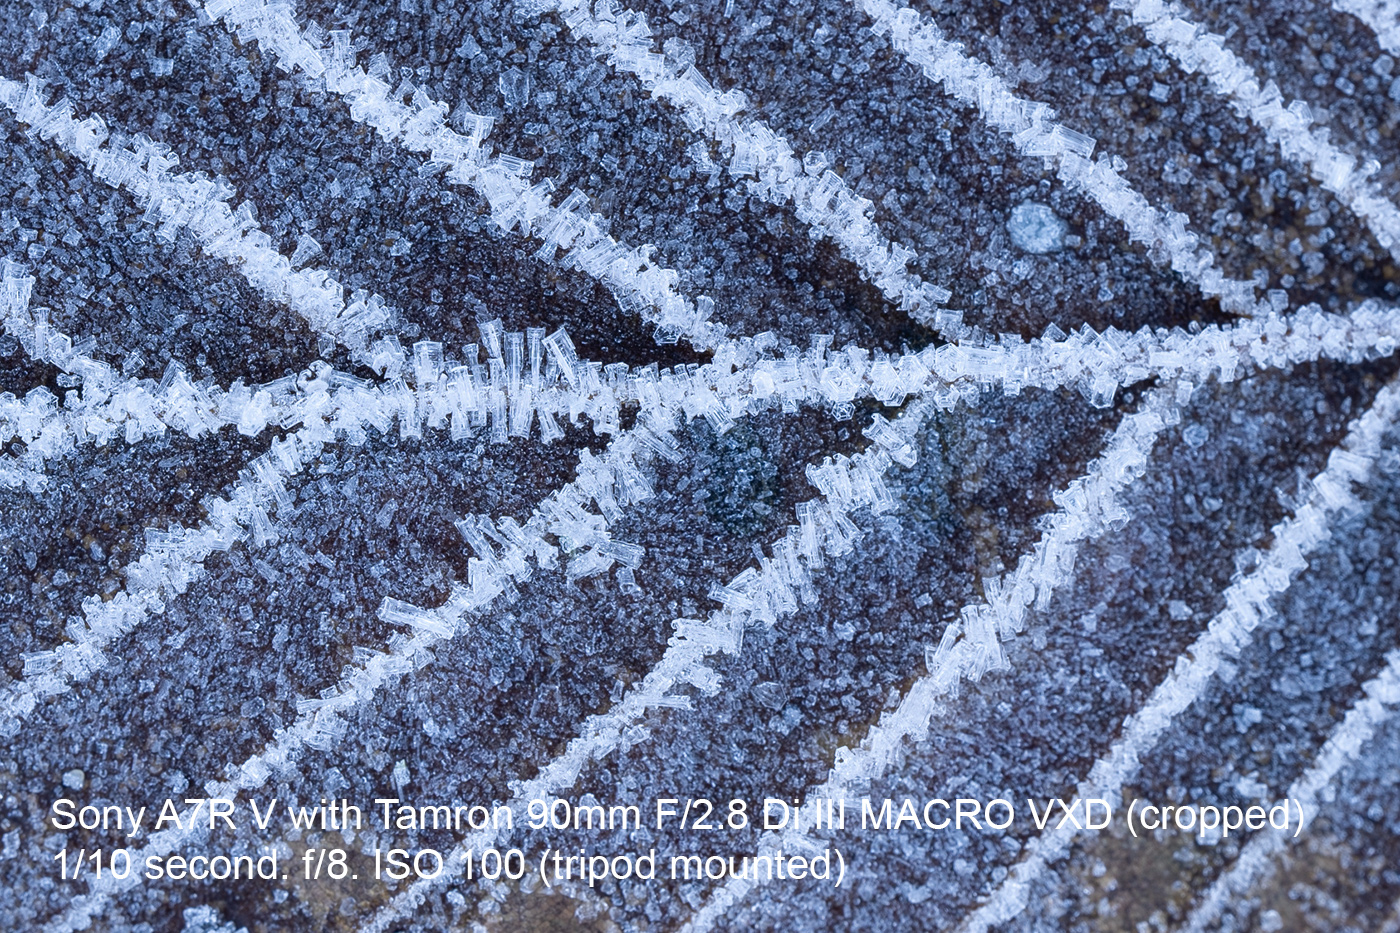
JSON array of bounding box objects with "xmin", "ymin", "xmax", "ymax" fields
[
  {"xmin": 677, "ymin": 383, "xmax": 1178, "ymax": 933},
  {"xmin": 34, "ymin": 337, "xmax": 912, "ymax": 932},
  {"xmin": 999, "ymin": 297, "xmax": 1400, "ymax": 404},
  {"xmin": 854, "ymin": 296, "xmax": 1400, "ymax": 410},
  {"xmin": 363, "ymin": 400, "xmax": 934, "ymax": 933},
  {"xmin": 17, "ymin": 226, "xmax": 1396, "ymax": 482},
  {"xmin": 544, "ymin": 0, "xmax": 961, "ymax": 336},
  {"xmin": 48, "ymin": 393, "xmax": 925, "ymax": 933},
  {"xmin": 202, "ymin": 0, "xmax": 732, "ymax": 352},
  {"xmin": 1181, "ymin": 648, "xmax": 1400, "ymax": 933},
  {"xmin": 416, "ymin": 299, "xmax": 1400, "ymax": 424},
  {"xmin": 4, "ymin": 323, "xmax": 661, "ymax": 725},
  {"xmin": 0, "ymin": 75, "xmax": 409, "ymax": 376},
  {"xmin": 0, "ymin": 261, "xmax": 306, "ymax": 486},
  {"xmin": 9, "ymin": 302, "xmax": 1400, "ymax": 474},
  {"xmin": 1116, "ymin": 0, "xmax": 1400, "ymax": 261},
  {"xmin": 0, "ymin": 359, "xmax": 227, "ymax": 490},
  {"xmin": 0, "ymin": 311, "xmax": 920, "ymax": 475},
  {"xmin": 2, "ymin": 418, "xmax": 323, "ymax": 734},
  {"xmin": 13, "ymin": 65, "xmax": 1400, "ymax": 428},
  {"xmin": 8, "ymin": 224, "xmax": 1400, "ymax": 484},
  {"xmin": 2, "ymin": 70, "xmax": 753, "ymax": 457},
  {"xmin": 182, "ymin": 2, "xmax": 1400, "ymax": 363},
  {"xmin": 41, "ymin": 409, "xmax": 684, "ymax": 933},
  {"xmin": 48, "ymin": 328, "xmax": 887, "ymax": 930},
  {"xmin": 1334, "ymin": 0, "xmax": 1400, "ymax": 57},
  {"xmin": 12, "ymin": 265, "xmax": 1400, "ymax": 487},
  {"xmin": 0, "ymin": 228, "xmax": 849, "ymax": 482},
  {"xmin": 0, "ymin": 246, "xmax": 675, "ymax": 475},
  {"xmin": 0, "ymin": 356, "xmax": 469, "ymax": 725},
  {"xmin": 955, "ymin": 374, "xmax": 1400, "ymax": 933},
  {"xmin": 205, "ymin": 0, "xmax": 1400, "ymax": 375},
  {"xmin": 849, "ymin": 0, "xmax": 1264, "ymax": 315}
]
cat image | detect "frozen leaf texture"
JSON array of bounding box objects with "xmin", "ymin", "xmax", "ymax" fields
[{"xmin": 4, "ymin": 0, "xmax": 1400, "ymax": 931}]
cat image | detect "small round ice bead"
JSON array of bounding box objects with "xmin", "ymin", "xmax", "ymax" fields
[
  {"xmin": 1008, "ymin": 201, "xmax": 1068, "ymax": 254},
  {"xmin": 1183, "ymin": 423, "xmax": 1211, "ymax": 448}
]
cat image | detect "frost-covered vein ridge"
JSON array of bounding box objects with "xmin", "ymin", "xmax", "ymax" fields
[
  {"xmin": 1334, "ymin": 0, "xmax": 1400, "ymax": 57},
  {"xmin": 0, "ymin": 75, "xmax": 408, "ymax": 376},
  {"xmin": 38, "ymin": 398, "xmax": 678, "ymax": 933},
  {"xmin": 0, "ymin": 260, "xmax": 360, "ymax": 487},
  {"xmin": 45, "ymin": 353, "xmax": 915, "ymax": 932},
  {"xmin": 677, "ymin": 383, "xmax": 1177, "ymax": 933},
  {"xmin": 365, "ymin": 400, "xmax": 933, "ymax": 933},
  {"xmin": 335, "ymin": 301, "xmax": 1400, "ymax": 427},
  {"xmin": 1116, "ymin": 0, "xmax": 1400, "ymax": 260},
  {"xmin": 0, "ymin": 288, "xmax": 926, "ymax": 480},
  {"xmin": 0, "ymin": 263, "xmax": 234, "ymax": 491},
  {"xmin": 3, "ymin": 328, "xmax": 675, "ymax": 733},
  {"xmin": 203, "ymin": 0, "xmax": 1400, "ymax": 361},
  {"xmin": 9, "ymin": 222, "xmax": 1400, "ymax": 492},
  {"xmin": 2, "ymin": 416, "xmax": 322, "ymax": 737},
  {"xmin": 11, "ymin": 259, "xmax": 1400, "ymax": 487},
  {"xmin": 40, "ymin": 388, "xmax": 921, "ymax": 932},
  {"xmin": 0, "ymin": 348, "xmax": 498, "ymax": 731},
  {"xmin": 849, "ymin": 0, "xmax": 1262, "ymax": 315},
  {"xmin": 12, "ymin": 65, "xmax": 1400, "ymax": 448},
  {"xmin": 954, "ymin": 374, "xmax": 1400, "ymax": 933},
  {"xmin": 201, "ymin": 0, "xmax": 727, "ymax": 350},
  {"xmin": 737, "ymin": 298, "xmax": 1400, "ymax": 411},
  {"xmin": 541, "ymin": 0, "xmax": 961, "ymax": 336},
  {"xmin": 0, "ymin": 77, "xmax": 895, "ymax": 470},
  {"xmin": 1181, "ymin": 648, "xmax": 1400, "ymax": 932}
]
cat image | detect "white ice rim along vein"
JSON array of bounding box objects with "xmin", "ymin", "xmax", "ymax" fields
[
  {"xmin": 202, "ymin": 0, "xmax": 730, "ymax": 352},
  {"xmin": 1180, "ymin": 647, "xmax": 1400, "ymax": 933},
  {"xmin": 8, "ymin": 72, "xmax": 1400, "ymax": 742},
  {"xmin": 674, "ymin": 382, "xmax": 1179, "ymax": 933},
  {"xmin": 852, "ymin": 0, "xmax": 1262, "ymax": 314},
  {"xmin": 9, "ymin": 36, "xmax": 1400, "ymax": 478},
  {"xmin": 1118, "ymin": 0, "xmax": 1400, "ymax": 260},
  {"xmin": 37, "ymin": 378, "xmax": 927, "ymax": 933},
  {"xmin": 361, "ymin": 397, "xmax": 933, "ymax": 933},
  {"xmin": 952, "ymin": 374, "xmax": 1400, "ymax": 933},
  {"xmin": 8, "ymin": 23, "xmax": 944, "ymax": 926},
  {"xmin": 538, "ymin": 0, "xmax": 960, "ymax": 336},
  {"xmin": 0, "ymin": 1, "xmax": 1394, "ymax": 924}
]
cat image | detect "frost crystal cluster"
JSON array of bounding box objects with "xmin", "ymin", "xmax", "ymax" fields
[{"xmin": 4, "ymin": 0, "xmax": 1400, "ymax": 930}]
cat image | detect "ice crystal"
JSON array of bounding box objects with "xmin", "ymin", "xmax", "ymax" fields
[{"xmin": 1007, "ymin": 202, "xmax": 1067, "ymax": 255}]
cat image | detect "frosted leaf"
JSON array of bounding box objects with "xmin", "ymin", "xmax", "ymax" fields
[{"xmin": 8, "ymin": 3, "xmax": 1400, "ymax": 933}]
